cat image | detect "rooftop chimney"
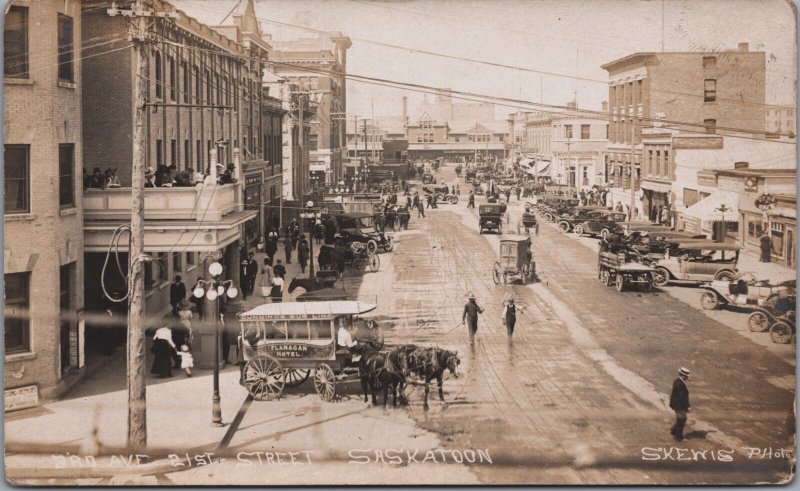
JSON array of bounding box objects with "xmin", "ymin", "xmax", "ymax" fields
[
  {"xmin": 601, "ymin": 100, "xmax": 608, "ymax": 112},
  {"xmin": 738, "ymin": 42, "xmax": 749, "ymax": 52},
  {"xmin": 566, "ymin": 100, "xmax": 577, "ymax": 109}
]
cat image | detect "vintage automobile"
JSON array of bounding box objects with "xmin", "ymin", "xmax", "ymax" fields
[
  {"xmin": 745, "ymin": 280, "xmax": 796, "ymax": 334},
  {"xmin": 650, "ymin": 241, "xmax": 739, "ymax": 287},
  {"xmin": 237, "ymin": 301, "xmax": 383, "ymax": 401},
  {"xmin": 571, "ymin": 211, "xmax": 627, "ymax": 238},
  {"xmin": 493, "ymin": 236, "xmax": 535, "ymax": 284},
  {"xmin": 699, "ymin": 273, "xmax": 794, "ymax": 311},
  {"xmin": 422, "ymin": 185, "xmax": 459, "ymax": 204},
  {"xmin": 517, "ymin": 203, "xmax": 540, "ymax": 235},
  {"xmin": 334, "ymin": 212, "xmax": 393, "ymax": 254},
  {"xmin": 479, "ymin": 204, "xmax": 505, "ymax": 234},
  {"xmin": 598, "ymin": 249, "xmax": 655, "ymax": 292}
]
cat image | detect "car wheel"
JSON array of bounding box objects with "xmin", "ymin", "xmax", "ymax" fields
[
  {"xmin": 700, "ymin": 292, "xmax": 719, "ymax": 310},
  {"xmin": 715, "ymin": 270, "xmax": 735, "ymax": 282},
  {"xmin": 384, "ymin": 236, "xmax": 394, "ymax": 252},
  {"xmin": 573, "ymin": 225, "xmax": 584, "ymax": 236},
  {"xmin": 600, "ymin": 228, "xmax": 611, "ymax": 240},
  {"xmin": 747, "ymin": 311, "xmax": 770, "ymax": 332},
  {"xmin": 770, "ymin": 321, "xmax": 794, "ymax": 344},
  {"xmin": 366, "ymin": 240, "xmax": 378, "ymax": 255},
  {"xmin": 558, "ymin": 221, "xmax": 570, "ymax": 232},
  {"xmin": 652, "ymin": 267, "xmax": 670, "ymax": 287}
]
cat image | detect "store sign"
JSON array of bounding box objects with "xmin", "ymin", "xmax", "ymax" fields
[
  {"xmin": 5, "ymin": 385, "xmax": 39, "ymax": 412},
  {"xmin": 246, "ymin": 174, "xmax": 263, "ymax": 186},
  {"xmin": 264, "ymin": 343, "xmax": 332, "ymax": 359}
]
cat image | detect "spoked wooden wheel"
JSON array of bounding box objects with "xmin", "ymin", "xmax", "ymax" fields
[
  {"xmin": 747, "ymin": 311, "xmax": 770, "ymax": 332},
  {"xmin": 368, "ymin": 253, "xmax": 380, "ymax": 272},
  {"xmin": 243, "ymin": 355, "xmax": 285, "ymax": 401},
  {"xmin": 770, "ymin": 321, "xmax": 794, "ymax": 344},
  {"xmin": 283, "ymin": 369, "xmax": 311, "ymax": 388},
  {"xmin": 314, "ymin": 363, "xmax": 337, "ymax": 401},
  {"xmin": 615, "ymin": 274, "xmax": 624, "ymax": 292}
]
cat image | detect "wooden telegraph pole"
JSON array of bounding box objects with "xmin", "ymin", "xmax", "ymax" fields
[{"xmin": 108, "ymin": 0, "xmax": 177, "ymax": 451}]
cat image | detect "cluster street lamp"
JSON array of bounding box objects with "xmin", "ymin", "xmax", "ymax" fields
[
  {"xmin": 193, "ymin": 260, "xmax": 238, "ymax": 426},
  {"xmin": 300, "ymin": 201, "xmax": 319, "ymax": 277}
]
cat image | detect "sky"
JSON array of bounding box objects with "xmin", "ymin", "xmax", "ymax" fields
[{"xmin": 178, "ymin": 0, "xmax": 796, "ymax": 123}]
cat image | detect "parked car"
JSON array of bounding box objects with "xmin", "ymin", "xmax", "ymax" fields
[
  {"xmin": 651, "ymin": 241, "xmax": 739, "ymax": 287},
  {"xmin": 334, "ymin": 212, "xmax": 393, "ymax": 254},
  {"xmin": 699, "ymin": 273, "xmax": 794, "ymax": 311},
  {"xmin": 572, "ymin": 211, "xmax": 627, "ymax": 238}
]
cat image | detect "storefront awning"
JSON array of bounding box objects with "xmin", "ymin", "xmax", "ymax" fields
[
  {"xmin": 519, "ymin": 158, "xmax": 534, "ymax": 168},
  {"xmin": 640, "ymin": 180, "xmax": 672, "ymax": 194},
  {"xmin": 683, "ymin": 190, "xmax": 739, "ymax": 222}
]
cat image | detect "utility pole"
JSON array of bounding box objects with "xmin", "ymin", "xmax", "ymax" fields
[
  {"xmin": 107, "ymin": 0, "xmax": 176, "ymax": 451},
  {"xmin": 628, "ymin": 141, "xmax": 637, "ymax": 222}
]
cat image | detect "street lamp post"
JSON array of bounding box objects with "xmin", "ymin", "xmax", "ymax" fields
[
  {"xmin": 300, "ymin": 201, "xmax": 318, "ymax": 277},
  {"xmin": 192, "ymin": 261, "xmax": 238, "ymax": 426}
]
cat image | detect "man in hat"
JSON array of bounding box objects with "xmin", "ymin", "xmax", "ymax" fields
[
  {"xmin": 169, "ymin": 275, "xmax": 186, "ymax": 315},
  {"xmin": 89, "ymin": 168, "xmax": 105, "ymax": 189},
  {"xmin": 461, "ymin": 293, "xmax": 484, "ymax": 346},
  {"xmin": 669, "ymin": 367, "xmax": 691, "ymax": 441}
]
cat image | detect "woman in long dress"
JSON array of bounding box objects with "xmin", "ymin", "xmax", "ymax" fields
[{"xmin": 151, "ymin": 325, "xmax": 175, "ymax": 378}]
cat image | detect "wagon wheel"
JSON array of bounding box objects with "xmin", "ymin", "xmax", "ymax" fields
[
  {"xmin": 284, "ymin": 369, "xmax": 311, "ymax": 388},
  {"xmin": 368, "ymin": 253, "xmax": 380, "ymax": 272},
  {"xmin": 314, "ymin": 363, "xmax": 337, "ymax": 401},
  {"xmin": 770, "ymin": 321, "xmax": 794, "ymax": 344},
  {"xmin": 601, "ymin": 270, "xmax": 611, "ymax": 286},
  {"xmin": 700, "ymin": 292, "xmax": 719, "ymax": 310},
  {"xmin": 573, "ymin": 224, "xmax": 584, "ymax": 236},
  {"xmin": 492, "ymin": 262, "xmax": 503, "ymax": 285},
  {"xmin": 747, "ymin": 311, "xmax": 771, "ymax": 332},
  {"xmin": 615, "ymin": 274, "xmax": 624, "ymax": 292},
  {"xmin": 383, "ymin": 236, "xmax": 394, "ymax": 252},
  {"xmin": 652, "ymin": 267, "xmax": 670, "ymax": 287},
  {"xmin": 243, "ymin": 355, "xmax": 285, "ymax": 401}
]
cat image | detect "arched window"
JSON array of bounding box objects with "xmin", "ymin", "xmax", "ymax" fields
[{"xmin": 154, "ymin": 51, "xmax": 162, "ymax": 99}]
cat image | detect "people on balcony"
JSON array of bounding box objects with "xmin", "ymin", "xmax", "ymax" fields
[
  {"xmin": 87, "ymin": 167, "xmax": 105, "ymax": 189},
  {"xmin": 144, "ymin": 168, "xmax": 156, "ymax": 188},
  {"xmin": 219, "ymin": 163, "xmax": 237, "ymax": 185}
]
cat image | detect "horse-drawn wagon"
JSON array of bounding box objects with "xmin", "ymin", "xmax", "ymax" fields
[
  {"xmin": 493, "ymin": 236, "xmax": 535, "ymax": 285},
  {"xmin": 238, "ymin": 301, "xmax": 383, "ymax": 401},
  {"xmin": 597, "ymin": 250, "xmax": 655, "ymax": 292}
]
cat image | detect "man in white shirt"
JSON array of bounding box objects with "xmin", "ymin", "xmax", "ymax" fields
[{"xmin": 337, "ymin": 321, "xmax": 357, "ymax": 349}]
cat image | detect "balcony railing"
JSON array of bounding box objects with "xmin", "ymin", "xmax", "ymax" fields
[{"xmin": 83, "ymin": 183, "xmax": 243, "ymax": 222}]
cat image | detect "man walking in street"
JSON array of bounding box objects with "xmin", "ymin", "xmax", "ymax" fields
[
  {"xmin": 245, "ymin": 252, "xmax": 258, "ymax": 297},
  {"xmin": 239, "ymin": 253, "xmax": 254, "ymax": 300},
  {"xmin": 501, "ymin": 295, "xmax": 523, "ymax": 344},
  {"xmin": 467, "ymin": 190, "xmax": 475, "ymax": 208},
  {"xmin": 266, "ymin": 228, "xmax": 279, "ymax": 266},
  {"xmin": 416, "ymin": 198, "xmax": 426, "ymax": 218},
  {"xmin": 669, "ymin": 367, "xmax": 691, "ymax": 441},
  {"xmin": 461, "ymin": 293, "xmax": 484, "ymax": 346},
  {"xmin": 273, "ymin": 259, "xmax": 286, "ymax": 281},
  {"xmin": 298, "ymin": 235, "xmax": 310, "ymax": 274},
  {"xmin": 169, "ymin": 275, "xmax": 186, "ymax": 315},
  {"xmin": 284, "ymin": 236, "xmax": 293, "ymax": 264}
]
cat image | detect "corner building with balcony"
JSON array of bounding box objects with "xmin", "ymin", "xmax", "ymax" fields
[
  {"xmin": 4, "ymin": 0, "xmax": 85, "ymax": 403},
  {"xmin": 80, "ymin": 0, "xmax": 274, "ymax": 356}
]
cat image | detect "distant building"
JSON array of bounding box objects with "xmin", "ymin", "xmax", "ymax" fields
[
  {"xmin": 765, "ymin": 107, "xmax": 795, "ymax": 139},
  {"xmin": 267, "ymin": 31, "xmax": 352, "ymax": 188},
  {"xmin": 4, "ymin": 0, "xmax": 85, "ymax": 402},
  {"xmin": 551, "ymin": 106, "xmax": 609, "ymax": 191},
  {"xmin": 602, "ymin": 42, "xmax": 767, "ymax": 220}
]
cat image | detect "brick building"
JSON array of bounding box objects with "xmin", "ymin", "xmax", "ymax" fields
[
  {"xmin": 602, "ymin": 43, "xmax": 766, "ymax": 220},
  {"xmin": 268, "ymin": 31, "xmax": 351, "ymax": 189},
  {"xmin": 551, "ymin": 108, "xmax": 609, "ymax": 191},
  {"xmin": 80, "ymin": 0, "xmax": 275, "ymax": 357},
  {"xmin": 4, "ymin": 0, "xmax": 85, "ymax": 403}
]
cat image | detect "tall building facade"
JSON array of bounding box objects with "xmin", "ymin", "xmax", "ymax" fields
[
  {"xmin": 268, "ymin": 32, "xmax": 351, "ymax": 190},
  {"xmin": 602, "ymin": 43, "xmax": 766, "ymax": 219},
  {"xmin": 4, "ymin": 0, "xmax": 85, "ymax": 402}
]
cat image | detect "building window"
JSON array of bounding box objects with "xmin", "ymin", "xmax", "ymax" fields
[
  {"xmin": 59, "ymin": 263, "xmax": 75, "ymax": 369},
  {"xmin": 747, "ymin": 216, "xmax": 764, "ymax": 241},
  {"xmin": 170, "ymin": 139, "xmax": 177, "ymax": 166},
  {"xmin": 704, "ymin": 119, "xmax": 716, "ymax": 134},
  {"xmin": 186, "ymin": 251, "xmax": 196, "ymax": 266},
  {"xmin": 205, "ymin": 69, "xmax": 212, "ymax": 103},
  {"xmin": 704, "ymin": 79, "xmax": 716, "ymax": 102},
  {"xmin": 4, "ymin": 6, "xmax": 28, "ymax": 78},
  {"xmin": 194, "ymin": 66, "xmax": 201, "ymax": 102},
  {"xmin": 182, "ymin": 62, "xmax": 190, "ymax": 103},
  {"xmin": 5, "ymin": 272, "xmax": 30, "ymax": 354},
  {"xmin": 565, "ymin": 125, "xmax": 573, "ymax": 139},
  {"xmin": 169, "ymin": 56, "xmax": 176, "ymax": 101},
  {"xmin": 196, "ymin": 139, "xmax": 203, "ymax": 169},
  {"xmin": 156, "ymin": 139, "xmax": 163, "ymax": 166},
  {"xmin": 184, "ymin": 139, "xmax": 190, "ymax": 168},
  {"xmin": 57, "ymin": 14, "xmax": 74, "ymax": 82},
  {"xmin": 215, "ymin": 73, "xmax": 221, "ymax": 105},
  {"xmin": 155, "ymin": 51, "xmax": 163, "ymax": 99},
  {"xmin": 172, "ymin": 252, "xmax": 183, "ymax": 272},
  {"xmin": 664, "ymin": 150, "xmax": 670, "ymax": 177},
  {"xmin": 581, "ymin": 124, "xmax": 590, "ymax": 140},
  {"xmin": 703, "ymin": 56, "xmax": 717, "ymax": 69},
  {"xmin": 59, "ymin": 144, "xmax": 75, "ymax": 208},
  {"xmin": 4, "ymin": 145, "xmax": 29, "ymax": 214}
]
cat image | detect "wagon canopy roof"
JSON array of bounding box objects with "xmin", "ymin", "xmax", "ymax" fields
[
  {"xmin": 238, "ymin": 301, "xmax": 377, "ymax": 320},
  {"xmin": 676, "ymin": 241, "xmax": 740, "ymax": 251}
]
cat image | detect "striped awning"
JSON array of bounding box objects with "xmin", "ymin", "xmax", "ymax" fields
[{"xmin": 683, "ymin": 190, "xmax": 739, "ymax": 223}]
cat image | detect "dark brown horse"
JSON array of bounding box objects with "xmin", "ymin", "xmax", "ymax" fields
[
  {"xmin": 407, "ymin": 347, "xmax": 460, "ymax": 411},
  {"xmin": 358, "ymin": 347, "xmax": 409, "ymax": 408}
]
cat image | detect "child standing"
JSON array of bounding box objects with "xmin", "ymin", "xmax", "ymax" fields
[{"xmin": 177, "ymin": 344, "xmax": 194, "ymax": 377}]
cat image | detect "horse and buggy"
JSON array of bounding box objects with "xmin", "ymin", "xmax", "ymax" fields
[{"xmin": 238, "ymin": 301, "xmax": 461, "ymax": 409}]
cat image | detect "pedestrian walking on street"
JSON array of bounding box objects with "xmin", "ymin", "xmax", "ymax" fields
[
  {"xmin": 169, "ymin": 275, "xmax": 186, "ymax": 315},
  {"xmin": 516, "ymin": 186, "xmax": 522, "ymax": 201},
  {"xmin": 177, "ymin": 344, "xmax": 194, "ymax": 377},
  {"xmin": 501, "ymin": 295, "xmax": 523, "ymax": 343},
  {"xmin": 260, "ymin": 258, "xmax": 274, "ymax": 298},
  {"xmin": 298, "ymin": 235, "xmax": 310, "ymax": 274},
  {"xmin": 273, "ymin": 259, "xmax": 287, "ymax": 280},
  {"xmin": 661, "ymin": 205, "xmax": 671, "ymax": 228},
  {"xmin": 760, "ymin": 234, "xmax": 772, "ymax": 262},
  {"xmin": 456, "ymin": 183, "xmax": 460, "ymax": 195},
  {"xmin": 266, "ymin": 229, "xmax": 278, "ymax": 266},
  {"xmin": 417, "ymin": 199, "xmax": 426, "ymax": 218},
  {"xmin": 669, "ymin": 367, "xmax": 691, "ymax": 441},
  {"xmin": 467, "ymin": 191, "xmax": 475, "ymax": 208},
  {"xmin": 151, "ymin": 325, "xmax": 176, "ymax": 378},
  {"xmin": 284, "ymin": 237, "xmax": 293, "ymax": 264},
  {"xmin": 240, "ymin": 254, "xmax": 253, "ymax": 300},
  {"xmin": 461, "ymin": 293, "xmax": 484, "ymax": 346},
  {"xmin": 270, "ymin": 276, "xmax": 284, "ymax": 303}
]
